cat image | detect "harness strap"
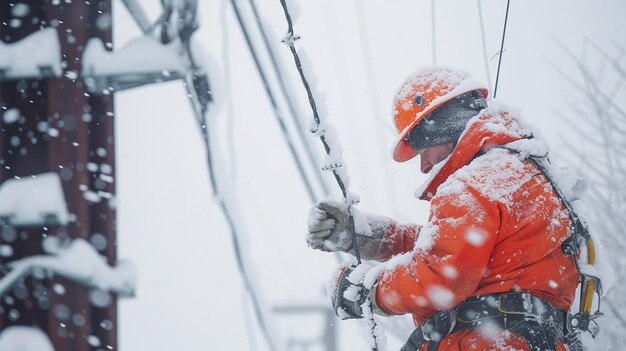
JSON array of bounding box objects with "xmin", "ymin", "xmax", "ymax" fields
[{"xmin": 401, "ymin": 292, "xmax": 567, "ymax": 351}]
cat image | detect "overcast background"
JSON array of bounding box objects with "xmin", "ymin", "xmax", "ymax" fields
[{"xmin": 111, "ymin": 1, "xmax": 626, "ymax": 350}]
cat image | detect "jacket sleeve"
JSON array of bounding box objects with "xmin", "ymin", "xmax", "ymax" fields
[
  {"xmin": 374, "ymin": 222, "xmax": 420, "ymax": 261},
  {"xmin": 375, "ymin": 185, "xmax": 502, "ymax": 321}
]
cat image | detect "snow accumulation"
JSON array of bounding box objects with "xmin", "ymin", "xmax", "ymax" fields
[
  {"xmin": 395, "ymin": 67, "xmax": 471, "ymax": 104},
  {"xmin": 0, "ymin": 28, "xmax": 62, "ymax": 80},
  {"xmin": 0, "ymin": 326, "xmax": 54, "ymax": 351},
  {"xmin": 283, "ymin": 0, "xmax": 302, "ymax": 22},
  {"xmin": 2, "ymin": 238, "xmax": 135, "ymax": 298},
  {"xmin": 82, "ymin": 36, "xmax": 185, "ymax": 77},
  {"xmin": 297, "ymin": 48, "xmax": 359, "ymax": 205},
  {"xmin": 393, "ymin": 68, "xmax": 487, "ymax": 146},
  {"xmin": 0, "ymin": 173, "xmax": 69, "ymax": 226}
]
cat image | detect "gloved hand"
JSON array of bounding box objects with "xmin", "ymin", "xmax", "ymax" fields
[
  {"xmin": 328, "ymin": 264, "xmax": 389, "ymax": 319},
  {"xmin": 307, "ymin": 200, "xmax": 389, "ymax": 260}
]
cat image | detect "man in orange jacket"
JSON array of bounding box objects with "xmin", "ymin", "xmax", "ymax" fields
[{"xmin": 307, "ymin": 68, "xmax": 581, "ymax": 350}]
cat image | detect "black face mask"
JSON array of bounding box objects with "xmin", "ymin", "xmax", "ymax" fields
[{"xmin": 406, "ymin": 91, "xmax": 487, "ymax": 152}]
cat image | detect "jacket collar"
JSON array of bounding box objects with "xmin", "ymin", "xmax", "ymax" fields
[{"xmin": 416, "ymin": 101, "xmax": 532, "ymax": 201}]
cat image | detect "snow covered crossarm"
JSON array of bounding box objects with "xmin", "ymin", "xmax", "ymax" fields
[
  {"xmin": 0, "ymin": 173, "xmax": 69, "ymax": 227},
  {"xmin": 0, "ymin": 238, "xmax": 135, "ymax": 300},
  {"xmin": 81, "ymin": 36, "xmax": 186, "ymax": 94},
  {"xmin": 0, "ymin": 28, "xmax": 62, "ymax": 81},
  {"xmin": 0, "ymin": 326, "xmax": 54, "ymax": 351}
]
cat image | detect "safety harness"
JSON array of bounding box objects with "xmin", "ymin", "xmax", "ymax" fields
[
  {"xmin": 401, "ymin": 145, "xmax": 603, "ymax": 351},
  {"xmin": 401, "ymin": 292, "xmax": 566, "ymax": 351}
]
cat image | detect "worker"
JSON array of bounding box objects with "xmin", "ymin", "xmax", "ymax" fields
[{"xmin": 307, "ymin": 67, "xmax": 582, "ymax": 350}]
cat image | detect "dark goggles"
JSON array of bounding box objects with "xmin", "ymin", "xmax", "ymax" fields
[{"xmin": 406, "ymin": 91, "xmax": 487, "ymax": 152}]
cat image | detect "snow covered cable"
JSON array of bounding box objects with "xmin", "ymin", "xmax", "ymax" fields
[
  {"xmin": 246, "ymin": 0, "xmax": 331, "ymax": 198},
  {"xmin": 476, "ymin": 0, "xmax": 493, "ymax": 92},
  {"xmin": 230, "ymin": 0, "xmax": 320, "ymax": 203},
  {"xmin": 184, "ymin": 72, "xmax": 284, "ymax": 351},
  {"xmin": 277, "ymin": 1, "xmax": 382, "ymax": 349},
  {"xmin": 277, "ymin": 0, "xmax": 360, "ymax": 252}
]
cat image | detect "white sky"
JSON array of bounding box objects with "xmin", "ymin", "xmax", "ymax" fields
[{"xmin": 112, "ymin": 1, "xmax": 626, "ymax": 350}]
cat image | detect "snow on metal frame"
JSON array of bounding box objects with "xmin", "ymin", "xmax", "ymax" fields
[
  {"xmin": 0, "ymin": 172, "xmax": 69, "ymax": 227},
  {"xmin": 0, "ymin": 28, "xmax": 62, "ymax": 80}
]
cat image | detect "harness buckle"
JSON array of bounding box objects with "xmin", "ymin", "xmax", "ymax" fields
[
  {"xmin": 567, "ymin": 311, "xmax": 603, "ymax": 338},
  {"xmin": 497, "ymin": 292, "xmax": 533, "ymax": 316}
]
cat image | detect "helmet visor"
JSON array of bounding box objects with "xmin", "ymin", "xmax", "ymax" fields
[{"xmin": 405, "ymin": 91, "xmax": 487, "ymax": 152}]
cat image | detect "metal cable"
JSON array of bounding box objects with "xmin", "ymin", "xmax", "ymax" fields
[
  {"xmin": 277, "ymin": 1, "xmax": 380, "ymax": 350},
  {"xmin": 180, "ymin": 4, "xmax": 278, "ymax": 347},
  {"xmin": 476, "ymin": 0, "xmax": 493, "ymax": 91},
  {"xmin": 493, "ymin": 0, "xmax": 511, "ymax": 98},
  {"xmin": 246, "ymin": 0, "xmax": 331, "ymax": 198},
  {"xmin": 276, "ymin": 0, "xmax": 360, "ymax": 261},
  {"xmin": 230, "ymin": 0, "xmax": 319, "ymax": 202},
  {"xmin": 184, "ymin": 80, "xmax": 279, "ymax": 351}
]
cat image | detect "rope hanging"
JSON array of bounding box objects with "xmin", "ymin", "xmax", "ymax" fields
[
  {"xmin": 277, "ymin": 0, "xmax": 362, "ymax": 263},
  {"xmin": 476, "ymin": 0, "xmax": 493, "ymax": 91},
  {"xmin": 493, "ymin": 0, "xmax": 511, "ymax": 98},
  {"xmin": 186, "ymin": 78, "xmax": 280, "ymax": 351},
  {"xmin": 181, "ymin": 4, "xmax": 278, "ymax": 349},
  {"xmin": 277, "ymin": 1, "xmax": 381, "ymax": 350},
  {"xmin": 230, "ymin": 0, "xmax": 320, "ymax": 202}
]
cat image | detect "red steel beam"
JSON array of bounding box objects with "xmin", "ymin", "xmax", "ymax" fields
[{"xmin": 0, "ymin": 1, "xmax": 117, "ymax": 350}]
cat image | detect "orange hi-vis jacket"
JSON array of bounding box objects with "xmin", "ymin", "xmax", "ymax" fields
[{"xmin": 375, "ymin": 104, "xmax": 578, "ymax": 350}]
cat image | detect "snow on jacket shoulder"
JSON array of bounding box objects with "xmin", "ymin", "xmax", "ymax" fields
[{"xmin": 375, "ymin": 102, "xmax": 579, "ymax": 330}]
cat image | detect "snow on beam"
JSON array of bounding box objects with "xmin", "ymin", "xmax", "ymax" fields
[
  {"xmin": 81, "ymin": 36, "xmax": 186, "ymax": 94},
  {"xmin": 0, "ymin": 326, "xmax": 54, "ymax": 351},
  {"xmin": 0, "ymin": 238, "xmax": 136, "ymax": 300},
  {"xmin": 0, "ymin": 28, "xmax": 62, "ymax": 81},
  {"xmin": 0, "ymin": 172, "xmax": 69, "ymax": 227}
]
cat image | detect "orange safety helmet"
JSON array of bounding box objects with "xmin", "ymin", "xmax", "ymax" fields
[{"xmin": 392, "ymin": 67, "xmax": 489, "ymax": 162}]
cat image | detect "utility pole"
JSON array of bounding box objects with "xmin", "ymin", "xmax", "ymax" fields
[{"xmin": 0, "ymin": 1, "xmax": 117, "ymax": 350}]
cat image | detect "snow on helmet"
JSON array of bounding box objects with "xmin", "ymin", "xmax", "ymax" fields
[{"xmin": 392, "ymin": 67, "xmax": 489, "ymax": 162}]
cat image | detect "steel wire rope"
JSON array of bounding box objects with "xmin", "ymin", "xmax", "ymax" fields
[
  {"xmin": 220, "ymin": 1, "xmax": 258, "ymax": 350},
  {"xmin": 476, "ymin": 0, "xmax": 493, "ymax": 91},
  {"xmin": 231, "ymin": 0, "xmax": 343, "ymax": 265},
  {"xmin": 246, "ymin": 0, "xmax": 332, "ymax": 198},
  {"xmin": 186, "ymin": 90, "xmax": 280, "ymax": 351},
  {"xmin": 230, "ymin": 0, "xmax": 319, "ymax": 202},
  {"xmin": 221, "ymin": 0, "xmax": 238, "ymax": 178},
  {"xmin": 277, "ymin": 1, "xmax": 381, "ymax": 350},
  {"xmin": 179, "ymin": 7, "xmax": 279, "ymax": 350},
  {"xmin": 493, "ymin": 0, "xmax": 511, "ymax": 98},
  {"xmin": 119, "ymin": 1, "xmax": 279, "ymax": 349},
  {"xmin": 277, "ymin": 0, "xmax": 360, "ymax": 261}
]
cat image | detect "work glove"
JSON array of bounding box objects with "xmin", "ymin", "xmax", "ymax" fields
[
  {"xmin": 328, "ymin": 263, "xmax": 389, "ymax": 320},
  {"xmin": 307, "ymin": 200, "xmax": 389, "ymax": 260}
]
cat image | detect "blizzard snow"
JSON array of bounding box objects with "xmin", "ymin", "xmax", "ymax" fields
[
  {"xmin": 2, "ymin": 108, "xmax": 20, "ymax": 124},
  {"xmin": 105, "ymin": 1, "xmax": 624, "ymax": 350}
]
